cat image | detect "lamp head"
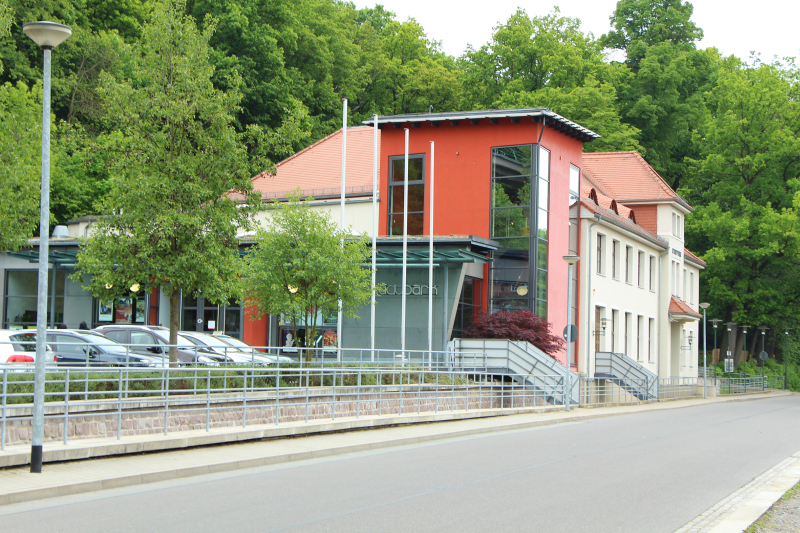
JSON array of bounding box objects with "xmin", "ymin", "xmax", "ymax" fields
[
  {"xmin": 699, "ymin": 302, "xmax": 710, "ymax": 310},
  {"xmin": 562, "ymin": 254, "xmax": 579, "ymax": 266},
  {"xmin": 22, "ymin": 21, "xmax": 72, "ymax": 49}
]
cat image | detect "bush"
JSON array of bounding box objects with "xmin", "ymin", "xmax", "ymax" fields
[{"xmin": 464, "ymin": 309, "xmax": 564, "ymax": 357}]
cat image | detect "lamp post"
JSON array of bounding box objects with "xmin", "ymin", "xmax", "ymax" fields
[
  {"xmin": 710, "ymin": 318, "xmax": 723, "ymax": 365},
  {"xmin": 759, "ymin": 326, "xmax": 768, "ymax": 390},
  {"xmin": 23, "ymin": 20, "xmax": 72, "ymax": 474},
  {"xmin": 725, "ymin": 322, "xmax": 736, "ymax": 393},
  {"xmin": 741, "ymin": 325, "xmax": 750, "ymax": 392},
  {"xmin": 563, "ymin": 254, "xmax": 579, "ymax": 412},
  {"xmin": 699, "ymin": 303, "xmax": 710, "ymax": 398},
  {"xmin": 784, "ymin": 328, "xmax": 792, "ymax": 390}
]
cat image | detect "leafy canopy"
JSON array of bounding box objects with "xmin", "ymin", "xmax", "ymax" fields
[
  {"xmin": 0, "ymin": 81, "xmax": 41, "ymax": 250},
  {"xmin": 73, "ymin": 0, "xmax": 261, "ymax": 361},
  {"xmin": 243, "ymin": 191, "xmax": 378, "ymax": 360}
]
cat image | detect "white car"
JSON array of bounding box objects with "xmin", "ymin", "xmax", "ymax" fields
[
  {"xmin": 181, "ymin": 332, "xmax": 287, "ymax": 365},
  {"xmin": 0, "ymin": 329, "xmax": 55, "ymax": 366},
  {"xmin": 212, "ymin": 334, "xmax": 294, "ymax": 364}
]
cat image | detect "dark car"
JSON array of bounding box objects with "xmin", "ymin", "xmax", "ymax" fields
[
  {"xmin": 93, "ymin": 325, "xmax": 226, "ymax": 365},
  {"xmin": 46, "ymin": 330, "xmax": 162, "ymax": 367}
]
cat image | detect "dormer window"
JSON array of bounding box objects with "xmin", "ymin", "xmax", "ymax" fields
[{"xmin": 672, "ymin": 212, "xmax": 683, "ymax": 239}]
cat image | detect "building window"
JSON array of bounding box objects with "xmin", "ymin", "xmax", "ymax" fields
[
  {"xmin": 612, "ymin": 240, "xmax": 620, "ymax": 279},
  {"xmin": 595, "ymin": 306, "xmax": 602, "ymax": 352},
  {"xmin": 689, "ymin": 272, "xmax": 694, "ymax": 304},
  {"xmin": 625, "ymin": 246, "xmax": 632, "ymax": 284},
  {"xmin": 453, "ymin": 277, "xmax": 481, "ymax": 338},
  {"xmin": 648, "ymin": 318, "xmax": 654, "ymax": 362},
  {"xmin": 638, "ymin": 251, "xmax": 644, "ymax": 287},
  {"xmin": 3, "ymin": 269, "xmax": 65, "ymax": 328},
  {"xmin": 597, "ymin": 234, "xmax": 605, "ymax": 275},
  {"xmin": 649, "ymin": 255, "xmax": 655, "ymax": 291},
  {"xmin": 490, "ymin": 145, "xmax": 549, "ymax": 317},
  {"xmin": 611, "ymin": 309, "xmax": 618, "ymax": 352},
  {"xmin": 388, "ymin": 155, "xmax": 425, "ymax": 236},
  {"xmin": 624, "ymin": 312, "xmax": 631, "ymax": 357},
  {"xmin": 637, "ymin": 315, "xmax": 643, "ymax": 361},
  {"xmin": 683, "ymin": 268, "xmax": 687, "ymax": 300},
  {"xmin": 569, "ymin": 164, "xmax": 580, "ymax": 207}
]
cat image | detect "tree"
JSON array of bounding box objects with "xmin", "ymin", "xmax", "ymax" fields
[
  {"xmin": 464, "ymin": 309, "xmax": 564, "ymax": 357},
  {"xmin": 243, "ymin": 191, "xmax": 377, "ymax": 362},
  {"xmin": 0, "ymin": 80, "xmax": 41, "ymax": 250},
  {"xmin": 459, "ymin": 9, "xmax": 608, "ymax": 110},
  {"xmin": 73, "ymin": 0, "xmax": 261, "ymax": 364},
  {"xmin": 602, "ymin": 0, "xmax": 703, "ymax": 69},
  {"xmin": 685, "ymin": 58, "xmax": 800, "ymax": 362}
]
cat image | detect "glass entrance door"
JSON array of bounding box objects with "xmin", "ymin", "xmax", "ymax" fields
[{"xmin": 181, "ymin": 295, "xmax": 242, "ymax": 338}]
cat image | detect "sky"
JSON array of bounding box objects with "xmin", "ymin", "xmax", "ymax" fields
[{"xmin": 355, "ymin": 0, "xmax": 800, "ymax": 63}]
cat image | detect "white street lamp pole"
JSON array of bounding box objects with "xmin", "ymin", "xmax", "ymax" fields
[
  {"xmin": 563, "ymin": 254, "xmax": 579, "ymax": 411},
  {"xmin": 22, "ymin": 20, "xmax": 72, "ymax": 474},
  {"xmin": 700, "ymin": 302, "xmax": 710, "ymax": 399}
]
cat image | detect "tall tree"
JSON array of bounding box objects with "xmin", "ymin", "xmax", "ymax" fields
[
  {"xmin": 243, "ymin": 191, "xmax": 377, "ymax": 362},
  {"xmin": 460, "ymin": 8, "xmax": 608, "ymax": 110},
  {"xmin": 602, "ymin": 0, "xmax": 703, "ymax": 69},
  {"xmin": 73, "ymin": 0, "xmax": 262, "ymax": 363},
  {"xmin": 686, "ymin": 58, "xmax": 800, "ymax": 362}
]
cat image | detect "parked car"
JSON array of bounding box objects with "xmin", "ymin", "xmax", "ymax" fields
[
  {"xmin": 0, "ymin": 329, "xmax": 55, "ymax": 365},
  {"xmin": 46, "ymin": 329, "xmax": 163, "ymax": 367},
  {"xmin": 93, "ymin": 325, "xmax": 225, "ymax": 365},
  {"xmin": 179, "ymin": 331, "xmax": 279, "ymax": 365},
  {"xmin": 211, "ymin": 333, "xmax": 295, "ymax": 364}
]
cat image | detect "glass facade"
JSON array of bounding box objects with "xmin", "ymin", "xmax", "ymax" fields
[
  {"xmin": 3, "ymin": 269, "xmax": 65, "ymax": 328},
  {"xmin": 388, "ymin": 155, "xmax": 425, "ymax": 236},
  {"xmin": 182, "ymin": 295, "xmax": 243, "ymax": 338},
  {"xmin": 490, "ymin": 145, "xmax": 549, "ymax": 317}
]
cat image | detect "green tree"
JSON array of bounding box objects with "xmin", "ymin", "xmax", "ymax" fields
[
  {"xmin": 460, "ymin": 8, "xmax": 608, "ymax": 110},
  {"xmin": 685, "ymin": 58, "xmax": 800, "ymax": 362},
  {"xmin": 0, "ymin": 80, "xmax": 41, "ymax": 250},
  {"xmin": 73, "ymin": 0, "xmax": 261, "ymax": 363},
  {"xmin": 243, "ymin": 191, "xmax": 377, "ymax": 362},
  {"xmin": 602, "ymin": 0, "xmax": 703, "ymax": 69}
]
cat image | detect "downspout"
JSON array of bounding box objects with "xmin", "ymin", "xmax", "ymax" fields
[
  {"xmin": 585, "ymin": 212, "xmax": 601, "ymax": 377},
  {"xmin": 657, "ymin": 249, "xmax": 669, "ymax": 382}
]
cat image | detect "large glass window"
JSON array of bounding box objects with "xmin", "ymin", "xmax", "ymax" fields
[
  {"xmin": 453, "ymin": 277, "xmax": 482, "ymax": 338},
  {"xmin": 3, "ymin": 269, "xmax": 65, "ymax": 328},
  {"xmin": 490, "ymin": 145, "xmax": 549, "ymax": 317},
  {"xmin": 388, "ymin": 155, "xmax": 425, "ymax": 236}
]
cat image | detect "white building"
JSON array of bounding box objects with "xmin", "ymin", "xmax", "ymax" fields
[{"xmin": 574, "ymin": 152, "xmax": 705, "ymax": 380}]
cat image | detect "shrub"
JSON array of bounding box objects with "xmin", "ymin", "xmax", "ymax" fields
[{"xmin": 464, "ymin": 309, "xmax": 565, "ymax": 357}]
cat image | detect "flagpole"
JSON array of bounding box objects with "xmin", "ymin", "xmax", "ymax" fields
[
  {"xmin": 370, "ymin": 114, "xmax": 378, "ymax": 361},
  {"xmin": 401, "ymin": 128, "xmax": 409, "ymax": 356},
  {"xmin": 337, "ymin": 99, "xmax": 346, "ymax": 362},
  {"xmin": 428, "ymin": 141, "xmax": 434, "ymax": 367}
]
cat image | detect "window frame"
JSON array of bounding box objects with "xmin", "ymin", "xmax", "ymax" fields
[{"xmin": 387, "ymin": 154, "xmax": 426, "ymax": 236}]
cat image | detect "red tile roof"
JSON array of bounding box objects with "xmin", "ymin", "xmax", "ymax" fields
[
  {"xmin": 251, "ymin": 126, "xmax": 379, "ymax": 200},
  {"xmin": 582, "ymin": 152, "xmax": 691, "ymax": 210},
  {"xmin": 668, "ymin": 297, "xmax": 701, "ymax": 319},
  {"xmin": 684, "ymin": 248, "xmax": 707, "ymax": 267},
  {"xmin": 580, "ymin": 183, "xmax": 667, "ymax": 249}
]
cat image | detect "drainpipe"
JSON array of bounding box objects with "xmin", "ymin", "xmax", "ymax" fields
[
  {"xmin": 657, "ymin": 249, "xmax": 669, "ymax": 382},
  {"xmin": 585, "ymin": 213, "xmax": 601, "ymax": 377}
]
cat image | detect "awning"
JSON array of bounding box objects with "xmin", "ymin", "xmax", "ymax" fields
[{"xmin": 7, "ymin": 249, "xmax": 79, "ymax": 266}]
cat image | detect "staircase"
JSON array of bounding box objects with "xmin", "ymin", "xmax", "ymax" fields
[
  {"xmin": 594, "ymin": 351, "xmax": 658, "ymax": 400},
  {"xmin": 450, "ymin": 338, "xmax": 579, "ymax": 406}
]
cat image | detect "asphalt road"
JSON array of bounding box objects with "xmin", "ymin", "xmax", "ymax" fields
[{"xmin": 2, "ymin": 395, "xmax": 799, "ymax": 533}]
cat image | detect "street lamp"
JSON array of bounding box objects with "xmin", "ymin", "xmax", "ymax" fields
[
  {"xmin": 710, "ymin": 318, "xmax": 723, "ymax": 364},
  {"xmin": 563, "ymin": 254, "xmax": 579, "ymax": 412},
  {"xmin": 784, "ymin": 328, "xmax": 792, "ymax": 390},
  {"xmin": 700, "ymin": 303, "xmax": 710, "ymax": 398},
  {"xmin": 759, "ymin": 326, "xmax": 768, "ymax": 390},
  {"xmin": 23, "ymin": 20, "xmax": 72, "ymax": 474}
]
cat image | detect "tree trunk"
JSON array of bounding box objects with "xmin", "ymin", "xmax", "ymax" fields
[{"xmin": 169, "ymin": 288, "xmax": 180, "ymax": 366}]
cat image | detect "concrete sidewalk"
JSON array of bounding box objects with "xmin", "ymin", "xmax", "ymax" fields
[{"xmin": 1, "ymin": 391, "xmax": 798, "ymax": 533}]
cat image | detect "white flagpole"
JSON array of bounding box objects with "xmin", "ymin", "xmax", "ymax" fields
[
  {"xmin": 401, "ymin": 128, "xmax": 409, "ymax": 356},
  {"xmin": 370, "ymin": 114, "xmax": 378, "ymax": 361},
  {"xmin": 428, "ymin": 141, "xmax": 434, "ymax": 366},
  {"xmin": 337, "ymin": 99, "xmax": 346, "ymax": 362}
]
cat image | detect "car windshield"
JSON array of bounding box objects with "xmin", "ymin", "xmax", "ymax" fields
[
  {"xmin": 175, "ymin": 334, "xmax": 200, "ymax": 348},
  {"xmin": 217, "ymin": 336, "xmax": 251, "ymax": 349},
  {"xmin": 80, "ymin": 333, "xmax": 122, "ymax": 347}
]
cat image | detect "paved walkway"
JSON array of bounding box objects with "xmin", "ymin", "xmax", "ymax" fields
[{"xmin": 1, "ymin": 391, "xmax": 798, "ymax": 533}]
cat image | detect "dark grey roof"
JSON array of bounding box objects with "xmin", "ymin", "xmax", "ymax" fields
[{"xmin": 363, "ymin": 108, "xmax": 600, "ymax": 143}]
